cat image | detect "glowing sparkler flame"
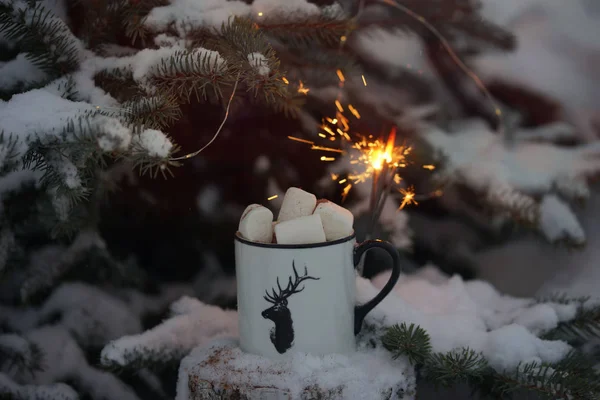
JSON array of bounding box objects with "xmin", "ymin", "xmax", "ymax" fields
[
  {"xmin": 370, "ymin": 127, "xmax": 396, "ymax": 171},
  {"xmin": 287, "ymin": 75, "xmax": 437, "ymax": 212}
]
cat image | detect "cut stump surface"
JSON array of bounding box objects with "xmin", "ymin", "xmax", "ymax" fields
[{"xmin": 177, "ymin": 338, "xmax": 416, "ymax": 400}]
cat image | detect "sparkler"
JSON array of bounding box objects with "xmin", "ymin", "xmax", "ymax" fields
[{"xmin": 288, "ymin": 71, "xmax": 436, "ymax": 238}]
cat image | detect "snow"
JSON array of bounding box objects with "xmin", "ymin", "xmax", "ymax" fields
[
  {"xmin": 196, "ymin": 185, "xmax": 220, "ymax": 215},
  {"xmin": 96, "ymin": 117, "xmax": 132, "ymax": 151},
  {"xmin": 15, "ymin": 325, "xmax": 140, "ymax": 400},
  {"xmin": 5, "ymin": 0, "xmax": 84, "ymax": 66},
  {"xmin": 144, "ymin": 0, "xmax": 326, "ymax": 36},
  {"xmin": 98, "ymin": 268, "xmax": 579, "ymax": 397},
  {"xmin": 100, "ymin": 297, "xmax": 238, "ymax": 367},
  {"xmin": 252, "ymin": 0, "xmax": 320, "ymax": 16},
  {"xmin": 365, "ymin": 268, "xmax": 573, "ymax": 371},
  {"xmin": 0, "ymin": 89, "xmax": 93, "ymax": 144},
  {"xmin": 483, "ymin": 324, "xmax": 568, "ymax": 371},
  {"xmin": 54, "ymin": 158, "xmax": 81, "ymax": 189},
  {"xmin": 474, "ymin": 188, "xmax": 600, "ymax": 298},
  {"xmin": 145, "ymin": 0, "xmax": 251, "ymax": 33},
  {"xmin": 0, "ymin": 373, "xmax": 78, "ymax": 400},
  {"xmin": 247, "ymin": 52, "xmax": 270, "ymax": 76},
  {"xmin": 538, "ymin": 195, "xmax": 585, "ymax": 244},
  {"xmin": 353, "ymin": 28, "xmax": 432, "ymax": 80},
  {"xmin": 420, "ymin": 118, "xmax": 600, "ymax": 244},
  {"xmin": 476, "ymin": 0, "xmax": 600, "ymax": 140},
  {"xmin": 38, "ymin": 283, "xmax": 142, "ymax": 349},
  {"xmin": 0, "ymin": 334, "xmax": 31, "ymax": 361},
  {"xmin": 18, "ymin": 231, "xmax": 110, "ymax": 302},
  {"xmin": 0, "ymin": 54, "xmax": 47, "ymax": 91},
  {"xmin": 177, "ymin": 338, "xmax": 415, "ymax": 400},
  {"xmin": 133, "ymin": 129, "xmax": 173, "ymax": 158},
  {"xmin": 87, "ymin": 46, "xmax": 226, "ymax": 94},
  {"xmin": 254, "ymin": 155, "xmax": 270, "ymax": 173},
  {"xmin": 0, "ymin": 88, "xmax": 134, "ymax": 158}
]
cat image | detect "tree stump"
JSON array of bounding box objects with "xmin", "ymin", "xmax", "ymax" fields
[{"xmin": 177, "ymin": 338, "xmax": 416, "ymax": 400}]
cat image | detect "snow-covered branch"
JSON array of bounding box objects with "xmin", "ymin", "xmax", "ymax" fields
[
  {"xmin": 420, "ymin": 119, "xmax": 600, "ymax": 246},
  {"xmin": 100, "ymin": 296, "xmax": 237, "ymax": 371}
]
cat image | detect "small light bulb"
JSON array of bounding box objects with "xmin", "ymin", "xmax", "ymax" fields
[{"xmin": 258, "ymin": 12, "xmax": 263, "ymax": 16}]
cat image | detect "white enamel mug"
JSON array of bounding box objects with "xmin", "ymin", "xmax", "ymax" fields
[{"xmin": 235, "ymin": 232, "xmax": 402, "ymax": 358}]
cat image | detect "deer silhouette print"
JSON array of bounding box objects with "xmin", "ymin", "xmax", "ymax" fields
[{"xmin": 261, "ymin": 261, "xmax": 320, "ymax": 354}]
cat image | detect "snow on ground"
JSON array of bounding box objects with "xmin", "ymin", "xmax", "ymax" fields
[
  {"xmin": 102, "ymin": 268, "xmax": 576, "ymax": 397},
  {"xmin": 367, "ymin": 267, "xmax": 573, "ymax": 370}
]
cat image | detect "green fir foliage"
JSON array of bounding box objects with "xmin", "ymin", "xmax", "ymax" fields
[
  {"xmin": 0, "ymin": 335, "xmax": 45, "ymax": 377},
  {"xmin": 382, "ymin": 322, "xmax": 432, "ymax": 365},
  {"xmin": 536, "ymin": 294, "xmax": 600, "ymax": 345},
  {"xmin": 0, "ymin": 0, "xmax": 80, "ymax": 80},
  {"xmin": 382, "ymin": 322, "xmax": 600, "ymax": 399}
]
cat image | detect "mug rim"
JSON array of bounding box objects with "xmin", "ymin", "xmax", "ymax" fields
[{"xmin": 235, "ymin": 231, "xmax": 356, "ymax": 249}]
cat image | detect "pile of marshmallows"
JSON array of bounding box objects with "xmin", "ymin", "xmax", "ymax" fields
[{"xmin": 238, "ymin": 187, "xmax": 354, "ymax": 244}]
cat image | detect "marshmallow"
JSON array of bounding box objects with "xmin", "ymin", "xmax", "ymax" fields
[
  {"xmin": 274, "ymin": 214, "xmax": 326, "ymax": 244},
  {"xmin": 238, "ymin": 204, "xmax": 274, "ymax": 243},
  {"xmin": 277, "ymin": 187, "xmax": 317, "ymax": 222},
  {"xmin": 272, "ymin": 221, "xmax": 278, "ymax": 243},
  {"xmin": 313, "ymin": 200, "xmax": 354, "ymax": 241}
]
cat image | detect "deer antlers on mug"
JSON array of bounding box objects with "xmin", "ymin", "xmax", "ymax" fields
[{"xmin": 261, "ymin": 261, "xmax": 320, "ymax": 354}]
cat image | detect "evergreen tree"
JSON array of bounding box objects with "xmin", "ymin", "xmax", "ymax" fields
[{"xmin": 1, "ymin": 0, "xmax": 599, "ymax": 399}]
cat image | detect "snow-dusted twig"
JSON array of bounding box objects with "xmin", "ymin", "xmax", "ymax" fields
[{"xmin": 100, "ymin": 297, "xmax": 238, "ymax": 371}]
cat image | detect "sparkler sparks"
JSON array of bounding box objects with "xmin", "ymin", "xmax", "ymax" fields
[
  {"xmin": 398, "ymin": 187, "xmax": 418, "ymax": 209},
  {"xmin": 289, "ymin": 91, "xmax": 434, "ymax": 214},
  {"xmin": 297, "ymin": 81, "xmax": 309, "ymax": 95}
]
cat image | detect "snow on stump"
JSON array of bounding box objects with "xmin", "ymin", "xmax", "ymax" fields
[{"xmin": 177, "ymin": 338, "xmax": 416, "ymax": 400}]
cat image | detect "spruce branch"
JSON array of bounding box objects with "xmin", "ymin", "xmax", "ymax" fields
[
  {"xmin": 382, "ymin": 322, "xmax": 432, "ymax": 365},
  {"xmin": 100, "ymin": 347, "xmax": 183, "ymax": 375},
  {"xmin": 424, "ymin": 348, "xmax": 489, "ymax": 387},
  {"xmin": 0, "ymin": 374, "xmax": 78, "ymax": 400},
  {"xmin": 126, "ymin": 133, "xmax": 181, "ymax": 179},
  {"xmin": 368, "ymin": 0, "xmax": 514, "ymax": 51},
  {"xmin": 122, "ymin": 95, "xmax": 182, "ymax": 129},
  {"xmin": 21, "ymin": 118, "xmax": 109, "ymax": 209},
  {"xmin": 22, "ymin": 142, "xmax": 90, "ymax": 208},
  {"xmin": 543, "ymin": 302, "xmax": 600, "ymax": 344},
  {"xmin": 19, "ymin": 230, "xmax": 104, "ymax": 303},
  {"xmin": 381, "ymin": 322, "xmax": 600, "ymax": 398},
  {"xmin": 0, "ymin": 1, "xmax": 80, "ymax": 79},
  {"xmin": 94, "ymin": 67, "xmax": 140, "ymax": 102},
  {"xmin": 536, "ymin": 293, "xmax": 592, "ymax": 306},
  {"xmin": 148, "ymin": 48, "xmax": 231, "ymax": 103},
  {"xmin": 206, "ymin": 17, "xmax": 301, "ymax": 112},
  {"xmin": 0, "ymin": 334, "xmax": 45, "ymax": 377},
  {"xmin": 0, "ymin": 132, "xmax": 21, "ymax": 174},
  {"xmin": 256, "ymin": 13, "xmax": 355, "ymax": 47},
  {"xmin": 119, "ymin": 0, "xmax": 168, "ymax": 45},
  {"xmin": 490, "ymin": 357, "xmax": 600, "ymax": 400},
  {"xmin": 533, "ymin": 293, "xmax": 600, "ymax": 344}
]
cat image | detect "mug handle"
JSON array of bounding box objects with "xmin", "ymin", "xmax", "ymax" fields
[{"xmin": 353, "ymin": 240, "xmax": 402, "ymax": 335}]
